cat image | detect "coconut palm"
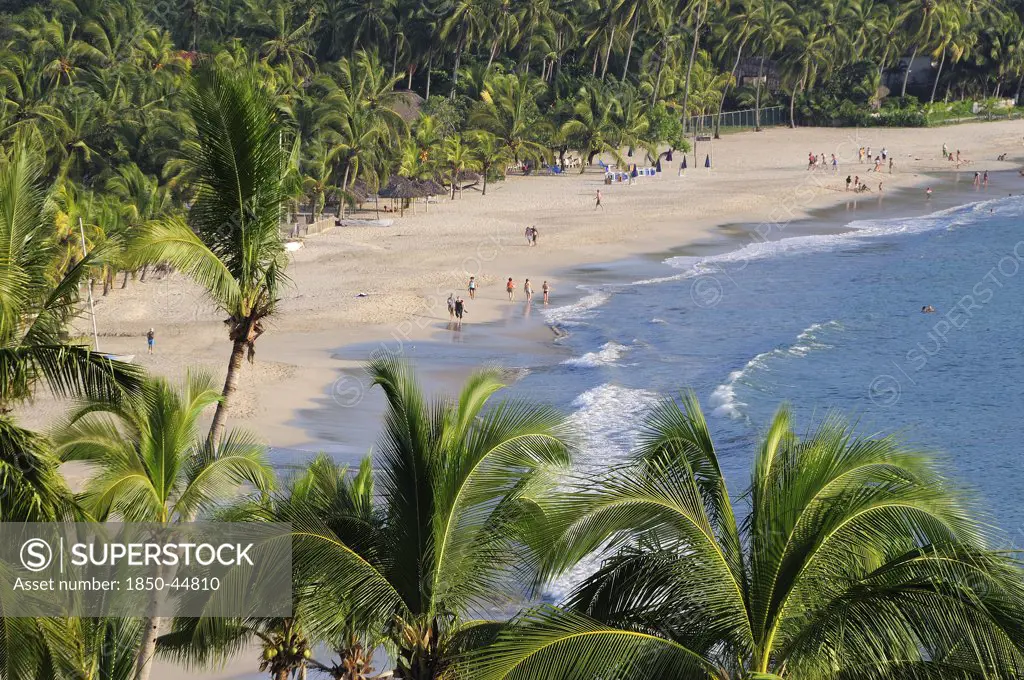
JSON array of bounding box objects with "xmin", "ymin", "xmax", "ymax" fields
[
  {"xmin": 0, "ymin": 134, "xmax": 142, "ymax": 416},
  {"xmin": 469, "ymin": 72, "xmax": 550, "ymax": 164},
  {"xmin": 748, "ymin": 0, "xmax": 793, "ymax": 129},
  {"xmin": 468, "ymin": 130, "xmax": 511, "ymax": 195},
  {"xmin": 54, "ymin": 371, "xmax": 274, "ymax": 680},
  {"xmin": 559, "ymin": 82, "xmax": 623, "ymax": 170},
  {"xmin": 442, "ymin": 134, "xmax": 479, "ymax": 199},
  {"xmin": 266, "ymin": 356, "xmax": 571, "ymax": 680},
  {"xmin": 471, "ymin": 395, "xmax": 1024, "ymax": 679},
  {"xmin": 131, "ymin": 64, "xmax": 289, "ymax": 449}
]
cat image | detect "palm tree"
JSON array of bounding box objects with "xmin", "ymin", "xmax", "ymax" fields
[
  {"xmin": 471, "ymin": 395, "xmax": 1024, "ymax": 679},
  {"xmin": 131, "ymin": 64, "xmax": 289, "ymax": 449},
  {"xmin": 559, "ymin": 82, "xmax": 623, "ymax": 170},
  {"xmin": 442, "ymin": 134, "xmax": 479, "ymax": 199},
  {"xmin": 469, "ymin": 72, "xmax": 550, "ymax": 164},
  {"xmin": 0, "ymin": 134, "xmax": 142, "ymax": 416},
  {"xmin": 54, "ymin": 371, "xmax": 274, "ymax": 680},
  {"xmin": 749, "ymin": 0, "xmax": 793, "ymax": 130},
  {"xmin": 468, "ymin": 130, "xmax": 511, "ymax": 195},
  {"xmin": 267, "ymin": 356, "xmax": 571, "ymax": 680}
]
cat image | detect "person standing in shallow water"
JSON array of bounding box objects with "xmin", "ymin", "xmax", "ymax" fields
[
  {"xmin": 454, "ymin": 297, "xmax": 466, "ymax": 326},
  {"xmin": 542, "ymin": 281, "xmax": 550, "ymax": 304},
  {"xmin": 447, "ymin": 294, "xmax": 456, "ymax": 320},
  {"xmin": 506, "ymin": 278, "xmax": 515, "ymax": 301},
  {"xmin": 524, "ymin": 279, "xmax": 533, "ymax": 302}
]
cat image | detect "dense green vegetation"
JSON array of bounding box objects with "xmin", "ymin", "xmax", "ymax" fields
[{"xmin": 5, "ymin": 2, "xmax": 1024, "ymax": 679}]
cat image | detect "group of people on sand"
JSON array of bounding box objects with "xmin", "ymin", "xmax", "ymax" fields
[
  {"xmin": 447, "ymin": 292, "xmax": 468, "ymax": 326},
  {"xmin": 807, "ymin": 152, "xmax": 840, "ymax": 173},
  {"xmin": 524, "ymin": 225, "xmax": 539, "ymax": 246},
  {"xmin": 506, "ymin": 277, "xmax": 550, "ymax": 304},
  {"xmin": 845, "ymin": 174, "xmax": 882, "ymax": 193}
]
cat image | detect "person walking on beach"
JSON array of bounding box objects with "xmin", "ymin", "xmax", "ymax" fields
[
  {"xmin": 454, "ymin": 297, "xmax": 466, "ymax": 326},
  {"xmin": 942, "ymin": 142, "xmax": 948, "ymax": 159},
  {"xmin": 146, "ymin": 328, "xmax": 155, "ymax": 354},
  {"xmin": 468, "ymin": 276, "xmax": 476, "ymax": 299},
  {"xmin": 845, "ymin": 175, "xmax": 852, "ymax": 191},
  {"xmin": 531, "ymin": 226, "xmax": 538, "ymax": 246},
  {"xmin": 831, "ymin": 154, "xmax": 838, "ymax": 173},
  {"xmin": 525, "ymin": 225, "xmax": 534, "ymax": 246},
  {"xmin": 524, "ymin": 279, "xmax": 533, "ymax": 302},
  {"xmin": 447, "ymin": 293, "xmax": 456, "ymax": 320},
  {"xmin": 542, "ymin": 280, "xmax": 550, "ymax": 304},
  {"xmin": 888, "ymin": 157, "xmax": 894, "ymax": 174},
  {"xmin": 595, "ymin": 190, "xmax": 603, "ymax": 209},
  {"xmin": 506, "ymin": 277, "xmax": 515, "ymax": 301}
]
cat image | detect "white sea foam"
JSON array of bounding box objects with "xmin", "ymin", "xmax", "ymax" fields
[
  {"xmin": 562, "ymin": 341, "xmax": 630, "ymax": 367},
  {"xmin": 541, "ymin": 287, "xmax": 612, "ymax": 326},
  {"xmin": 710, "ymin": 320, "xmax": 842, "ymax": 419},
  {"xmin": 634, "ymin": 197, "xmax": 1024, "ymax": 287},
  {"xmin": 545, "ymin": 383, "xmax": 661, "ymax": 601}
]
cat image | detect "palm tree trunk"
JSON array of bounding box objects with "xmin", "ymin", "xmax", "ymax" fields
[
  {"xmin": 487, "ymin": 36, "xmax": 500, "ymax": 69},
  {"xmin": 140, "ymin": 263, "xmax": 148, "ymax": 282},
  {"xmin": 134, "ymin": 615, "xmax": 162, "ymax": 680},
  {"xmin": 450, "ymin": 170, "xmax": 457, "ymax": 199},
  {"xmin": 716, "ymin": 38, "xmax": 746, "ymax": 138},
  {"xmin": 789, "ymin": 84, "xmax": 798, "ymax": 128},
  {"xmin": 207, "ymin": 337, "xmax": 246, "ymax": 449},
  {"xmin": 621, "ymin": 10, "xmax": 641, "ymax": 81},
  {"xmin": 134, "ymin": 560, "xmax": 164, "ymax": 680},
  {"xmin": 340, "ymin": 164, "xmax": 351, "ymax": 219},
  {"xmin": 601, "ymin": 26, "xmax": 616, "ymax": 80},
  {"xmin": 451, "ymin": 32, "xmax": 465, "ymax": 97},
  {"xmin": 274, "ymin": 669, "xmax": 288, "ymax": 680},
  {"xmin": 426, "ymin": 54, "xmax": 433, "ymax": 99},
  {"xmin": 755, "ymin": 54, "xmax": 765, "ymax": 130},
  {"xmin": 680, "ymin": 0, "xmax": 706, "ymax": 135},
  {"xmin": 482, "ymin": 168, "xmax": 489, "ymax": 195},
  {"xmin": 878, "ymin": 43, "xmax": 891, "ymax": 77},
  {"xmin": 1015, "ymin": 71, "xmax": 1024, "ymax": 102},
  {"xmin": 122, "ymin": 270, "xmax": 130, "ymax": 289},
  {"xmin": 392, "ymin": 40, "xmax": 400, "ymax": 78},
  {"xmin": 592, "ymin": 50, "xmax": 599, "ymax": 76},
  {"xmin": 900, "ymin": 44, "xmax": 918, "ymax": 98},
  {"xmin": 930, "ymin": 49, "xmax": 945, "ymax": 103}
]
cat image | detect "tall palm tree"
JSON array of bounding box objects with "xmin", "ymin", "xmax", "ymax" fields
[
  {"xmin": 266, "ymin": 356, "xmax": 571, "ymax": 680},
  {"xmin": 469, "ymin": 72, "xmax": 550, "ymax": 164},
  {"xmin": 749, "ymin": 0, "xmax": 792, "ymax": 130},
  {"xmin": 468, "ymin": 130, "xmax": 511, "ymax": 195},
  {"xmin": 131, "ymin": 64, "xmax": 289, "ymax": 449},
  {"xmin": 0, "ymin": 134, "xmax": 142, "ymax": 416},
  {"xmin": 559, "ymin": 82, "xmax": 623, "ymax": 170},
  {"xmin": 443, "ymin": 134, "xmax": 480, "ymax": 199},
  {"xmin": 472, "ymin": 395, "xmax": 1024, "ymax": 679},
  {"xmin": 55, "ymin": 371, "xmax": 274, "ymax": 680}
]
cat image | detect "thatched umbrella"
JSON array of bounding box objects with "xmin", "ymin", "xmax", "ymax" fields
[{"xmin": 378, "ymin": 176, "xmax": 423, "ymax": 216}]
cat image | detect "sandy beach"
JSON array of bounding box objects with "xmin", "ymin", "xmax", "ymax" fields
[
  {"xmin": 13, "ymin": 120, "xmax": 1020, "ymax": 680},
  {"xmin": 16, "ymin": 121, "xmax": 1024, "ymax": 452}
]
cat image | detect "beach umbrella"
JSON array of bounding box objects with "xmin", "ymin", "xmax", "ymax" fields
[
  {"xmin": 705, "ymin": 154, "xmax": 711, "ymax": 168},
  {"xmin": 627, "ymin": 146, "xmax": 634, "ymax": 157},
  {"xmin": 682, "ymin": 156, "xmax": 688, "ymax": 169},
  {"xmin": 666, "ymin": 149, "xmax": 673, "ymax": 162},
  {"xmin": 656, "ymin": 159, "xmax": 662, "ymax": 172}
]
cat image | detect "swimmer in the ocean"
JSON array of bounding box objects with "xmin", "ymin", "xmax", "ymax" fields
[{"xmin": 921, "ymin": 305, "xmax": 936, "ymax": 313}]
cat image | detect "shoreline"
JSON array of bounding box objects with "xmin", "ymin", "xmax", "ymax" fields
[{"xmin": 16, "ymin": 121, "xmax": 1024, "ymax": 460}]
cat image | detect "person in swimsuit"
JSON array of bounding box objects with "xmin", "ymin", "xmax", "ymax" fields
[
  {"xmin": 454, "ymin": 297, "xmax": 466, "ymax": 325},
  {"xmin": 595, "ymin": 190, "xmax": 603, "ymax": 209},
  {"xmin": 467, "ymin": 276, "xmax": 476, "ymax": 299},
  {"xmin": 447, "ymin": 294, "xmax": 456, "ymax": 320},
  {"xmin": 146, "ymin": 328, "xmax": 155, "ymax": 354},
  {"xmin": 845, "ymin": 175, "xmax": 852, "ymax": 191},
  {"xmin": 542, "ymin": 280, "xmax": 550, "ymax": 304},
  {"xmin": 524, "ymin": 279, "xmax": 533, "ymax": 302},
  {"xmin": 531, "ymin": 226, "xmax": 538, "ymax": 246},
  {"xmin": 525, "ymin": 226, "xmax": 534, "ymax": 246},
  {"xmin": 506, "ymin": 278, "xmax": 515, "ymax": 301}
]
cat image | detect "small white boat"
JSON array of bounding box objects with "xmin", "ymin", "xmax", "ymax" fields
[{"xmin": 338, "ymin": 218, "xmax": 394, "ymax": 228}]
